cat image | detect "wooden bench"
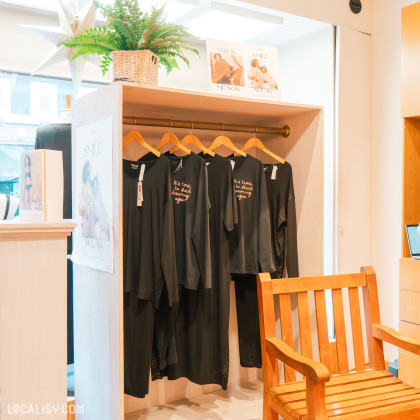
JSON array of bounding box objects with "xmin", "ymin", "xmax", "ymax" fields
[{"xmin": 257, "ymin": 266, "xmax": 420, "ymax": 419}]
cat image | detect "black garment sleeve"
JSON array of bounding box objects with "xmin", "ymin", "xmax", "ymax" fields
[
  {"xmin": 285, "ymin": 169, "xmax": 299, "ymax": 277},
  {"xmin": 258, "ymin": 162, "xmax": 276, "ymax": 273},
  {"xmin": 192, "ymin": 162, "xmax": 212, "ymax": 289},
  {"xmin": 161, "ymin": 197, "xmax": 178, "ymax": 306},
  {"xmin": 224, "ymin": 164, "xmax": 237, "ymax": 232}
]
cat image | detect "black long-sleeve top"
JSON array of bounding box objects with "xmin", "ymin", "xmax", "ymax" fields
[
  {"xmin": 123, "ymin": 156, "xmax": 178, "ymax": 306},
  {"xmin": 263, "ymin": 162, "xmax": 299, "ymax": 278},
  {"xmin": 139, "ymin": 151, "xmax": 212, "ymax": 290},
  {"xmin": 228, "ymin": 154, "xmax": 275, "ymax": 274}
]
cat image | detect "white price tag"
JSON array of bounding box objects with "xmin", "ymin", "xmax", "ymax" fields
[
  {"xmin": 271, "ymin": 165, "xmax": 278, "ymax": 180},
  {"xmin": 230, "ymin": 159, "xmax": 235, "ymax": 170},
  {"xmin": 137, "ymin": 182, "xmax": 143, "ymax": 206},
  {"xmin": 137, "ymin": 164, "xmax": 145, "ymax": 207}
]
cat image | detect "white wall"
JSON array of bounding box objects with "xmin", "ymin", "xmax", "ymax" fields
[
  {"xmin": 371, "ymin": 0, "xmax": 417, "ymax": 361},
  {"xmin": 278, "ymin": 27, "xmax": 335, "ymax": 277}
]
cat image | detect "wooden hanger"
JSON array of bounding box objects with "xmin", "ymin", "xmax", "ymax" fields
[
  {"xmin": 123, "ymin": 126, "xmax": 161, "ymax": 157},
  {"xmin": 170, "ymin": 123, "xmax": 215, "ymax": 156},
  {"xmin": 240, "ymin": 131, "xmax": 284, "ymax": 163},
  {"xmin": 155, "ymin": 122, "xmax": 191, "ymax": 155},
  {"xmin": 208, "ymin": 124, "xmax": 246, "ymax": 157}
]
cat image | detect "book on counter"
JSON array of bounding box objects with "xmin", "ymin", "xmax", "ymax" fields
[{"xmin": 19, "ymin": 149, "xmax": 63, "ymax": 222}]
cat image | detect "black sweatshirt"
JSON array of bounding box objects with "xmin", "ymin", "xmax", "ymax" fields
[
  {"xmin": 263, "ymin": 162, "xmax": 299, "ymax": 278},
  {"xmin": 123, "ymin": 156, "xmax": 178, "ymax": 306},
  {"xmin": 228, "ymin": 154, "xmax": 275, "ymax": 274},
  {"xmin": 139, "ymin": 151, "xmax": 212, "ymax": 290}
]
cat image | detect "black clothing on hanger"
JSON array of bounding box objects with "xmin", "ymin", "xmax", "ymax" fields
[
  {"xmin": 163, "ymin": 154, "xmax": 237, "ymax": 389},
  {"xmin": 263, "ymin": 162, "xmax": 299, "ymax": 278},
  {"xmin": 228, "ymin": 154, "xmax": 275, "ymax": 274},
  {"xmin": 122, "ymin": 155, "xmax": 178, "ymax": 398}
]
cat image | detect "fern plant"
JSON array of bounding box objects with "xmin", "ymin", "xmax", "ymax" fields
[{"xmin": 63, "ymin": 0, "xmax": 199, "ymax": 75}]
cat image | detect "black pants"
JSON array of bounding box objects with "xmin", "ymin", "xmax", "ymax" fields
[
  {"xmin": 233, "ymin": 274, "xmax": 262, "ymax": 368},
  {"xmin": 124, "ymin": 292, "xmax": 154, "ymax": 398}
]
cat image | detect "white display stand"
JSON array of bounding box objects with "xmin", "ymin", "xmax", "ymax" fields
[
  {"xmin": 72, "ymin": 82, "xmax": 324, "ymax": 419},
  {"xmin": 0, "ymin": 220, "xmax": 75, "ymax": 420}
]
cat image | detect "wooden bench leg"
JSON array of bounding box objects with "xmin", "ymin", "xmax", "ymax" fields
[{"xmin": 264, "ymin": 392, "xmax": 278, "ymax": 420}]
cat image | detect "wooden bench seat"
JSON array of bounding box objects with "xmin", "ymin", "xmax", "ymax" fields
[{"xmin": 257, "ymin": 267, "xmax": 420, "ymax": 420}]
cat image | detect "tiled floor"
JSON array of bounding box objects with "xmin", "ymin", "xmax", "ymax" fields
[{"xmin": 125, "ymin": 381, "xmax": 266, "ymax": 420}]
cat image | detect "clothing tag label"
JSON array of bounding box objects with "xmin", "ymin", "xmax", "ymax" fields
[
  {"xmin": 230, "ymin": 159, "xmax": 235, "ymax": 170},
  {"xmin": 130, "ymin": 163, "xmax": 139, "ymax": 170},
  {"xmin": 138, "ymin": 164, "xmax": 145, "ymax": 182},
  {"xmin": 137, "ymin": 164, "xmax": 145, "ymax": 206},
  {"xmin": 271, "ymin": 165, "xmax": 278, "ymax": 180},
  {"xmin": 206, "ymin": 162, "xmax": 210, "ymax": 166},
  {"xmin": 137, "ymin": 182, "xmax": 143, "ymax": 206},
  {"xmin": 175, "ymin": 159, "xmax": 183, "ymax": 173},
  {"xmin": 263, "ymin": 166, "xmax": 268, "ymax": 171}
]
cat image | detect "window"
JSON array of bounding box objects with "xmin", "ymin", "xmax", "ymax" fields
[
  {"xmin": 0, "ymin": 71, "xmax": 106, "ymax": 197},
  {"xmin": 10, "ymin": 78, "xmax": 30, "ymax": 115}
]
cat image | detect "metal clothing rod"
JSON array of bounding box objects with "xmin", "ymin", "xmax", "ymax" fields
[{"xmin": 122, "ymin": 116, "xmax": 290, "ymax": 138}]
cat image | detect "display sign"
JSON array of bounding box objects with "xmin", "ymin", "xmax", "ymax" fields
[
  {"xmin": 206, "ymin": 39, "xmax": 280, "ymax": 99},
  {"xmin": 19, "ymin": 149, "xmax": 63, "ymax": 222},
  {"xmin": 72, "ymin": 116, "xmax": 114, "ymax": 273}
]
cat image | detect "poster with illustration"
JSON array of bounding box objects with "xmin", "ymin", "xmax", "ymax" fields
[
  {"xmin": 72, "ymin": 116, "xmax": 114, "ymax": 273},
  {"xmin": 19, "ymin": 150, "xmax": 44, "ymax": 221},
  {"xmin": 244, "ymin": 44, "xmax": 281, "ymax": 99},
  {"xmin": 206, "ymin": 39, "xmax": 246, "ymax": 96},
  {"xmin": 206, "ymin": 39, "xmax": 281, "ymax": 99}
]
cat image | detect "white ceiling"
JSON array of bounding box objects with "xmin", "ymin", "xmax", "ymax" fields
[{"xmin": 0, "ymin": 0, "xmax": 330, "ymax": 46}]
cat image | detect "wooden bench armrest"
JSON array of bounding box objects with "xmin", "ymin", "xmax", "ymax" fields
[
  {"xmin": 372, "ymin": 324, "xmax": 420, "ymax": 356},
  {"xmin": 265, "ymin": 337, "xmax": 330, "ymax": 384}
]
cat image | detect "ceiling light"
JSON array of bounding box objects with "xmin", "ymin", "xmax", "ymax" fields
[{"xmin": 185, "ymin": 9, "xmax": 281, "ymax": 43}]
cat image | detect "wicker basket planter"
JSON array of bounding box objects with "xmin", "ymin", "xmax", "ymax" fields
[{"xmin": 111, "ymin": 50, "xmax": 159, "ymax": 85}]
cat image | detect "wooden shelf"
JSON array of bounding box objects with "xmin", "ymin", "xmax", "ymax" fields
[
  {"xmin": 121, "ymin": 82, "xmax": 322, "ymax": 123},
  {"xmin": 0, "ymin": 219, "xmax": 76, "ymax": 239}
]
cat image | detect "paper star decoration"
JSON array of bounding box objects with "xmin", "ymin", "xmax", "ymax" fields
[{"xmin": 20, "ymin": 0, "xmax": 98, "ymax": 97}]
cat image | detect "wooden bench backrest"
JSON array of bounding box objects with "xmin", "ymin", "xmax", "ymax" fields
[{"xmin": 257, "ymin": 266, "xmax": 386, "ymax": 385}]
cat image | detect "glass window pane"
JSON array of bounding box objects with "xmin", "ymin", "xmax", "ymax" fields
[{"xmin": 11, "ymin": 78, "xmax": 30, "ymax": 115}]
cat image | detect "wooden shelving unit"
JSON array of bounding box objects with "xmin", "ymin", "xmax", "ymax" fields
[
  {"xmin": 399, "ymin": 2, "xmax": 420, "ymax": 388},
  {"xmin": 72, "ymin": 82, "xmax": 324, "ymax": 419}
]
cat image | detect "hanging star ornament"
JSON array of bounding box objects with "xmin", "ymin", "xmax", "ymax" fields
[{"xmin": 20, "ymin": 0, "xmax": 98, "ymax": 97}]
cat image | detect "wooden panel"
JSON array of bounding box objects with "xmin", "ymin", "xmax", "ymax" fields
[
  {"xmin": 73, "ymin": 82, "xmax": 124, "ymax": 420},
  {"xmin": 297, "ymin": 292, "xmax": 313, "ymax": 359},
  {"xmin": 400, "ymin": 290, "xmax": 420, "ymax": 324},
  {"xmin": 314, "ymin": 290, "xmax": 332, "ymax": 373},
  {"xmin": 402, "ymin": 119, "xmax": 420, "ymax": 257},
  {"xmin": 400, "ymin": 351, "xmax": 420, "ymax": 389},
  {"xmin": 0, "ymin": 224, "xmax": 73, "ymax": 420},
  {"xmin": 401, "ymin": 3, "xmax": 420, "ymax": 118},
  {"xmin": 348, "ymin": 287, "xmax": 366, "ymax": 371},
  {"xmin": 400, "ymin": 257, "xmax": 420, "ymax": 292},
  {"xmin": 400, "ymin": 321, "xmax": 420, "ymax": 388},
  {"xmin": 332, "ymin": 289, "xmax": 349, "ymax": 373},
  {"xmin": 278, "ymin": 293, "xmax": 297, "ymax": 382},
  {"xmin": 400, "ymin": 320, "xmax": 420, "ymax": 341},
  {"xmin": 272, "ymin": 273, "xmax": 366, "ymax": 294}
]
